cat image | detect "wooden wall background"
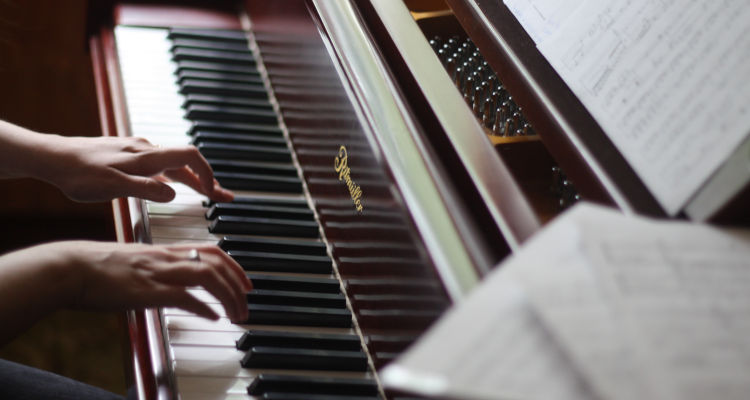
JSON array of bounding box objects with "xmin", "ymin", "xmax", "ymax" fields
[{"xmin": 0, "ymin": 0, "xmax": 126, "ymax": 395}]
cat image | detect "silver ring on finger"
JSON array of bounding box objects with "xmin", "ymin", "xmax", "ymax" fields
[{"xmin": 188, "ymin": 249, "xmax": 201, "ymax": 262}]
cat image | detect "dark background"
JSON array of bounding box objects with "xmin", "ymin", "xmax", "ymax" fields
[{"xmin": 0, "ymin": 0, "xmax": 126, "ymax": 395}]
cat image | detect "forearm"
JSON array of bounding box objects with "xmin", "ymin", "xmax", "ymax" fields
[
  {"xmin": 0, "ymin": 120, "xmax": 59, "ymax": 180},
  {"xmin": 0, "ymin": 243, "xmax": 80, "ymax": 345}
]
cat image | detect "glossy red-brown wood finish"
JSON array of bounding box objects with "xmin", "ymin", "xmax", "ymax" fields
[
  {"xmin": 247, "ymin": 1, "xmax": 452, "ymax": 378},
  {"xmin": 90, "ymin": 25, "xmax": 168, "ymax": 400},
  {"xmin": 115, "ymin": 3, "xmax": 241, "ymax": 29}
]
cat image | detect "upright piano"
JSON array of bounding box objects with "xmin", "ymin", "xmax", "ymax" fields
[{"xmin": 87, "ymin": 0, "xmax": 750, "ymax": 399}]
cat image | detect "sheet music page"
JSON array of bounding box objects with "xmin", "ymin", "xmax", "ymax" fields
[
  {"xmin": 537, "ymin": 0, "xmax": 750, "ymax": 215},
  {"xmin": 381, "ymin": 261, "xmax": 595, "ymax": 400},
  {"xmin": 503, "ymin": 0, "xmax": 582, "ymax": 44},
  {"xmin": 514, "ymin": 203, "xmax": 750, "ymax": 400}
]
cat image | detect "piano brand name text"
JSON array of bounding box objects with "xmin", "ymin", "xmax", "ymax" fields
[{"xmin": 334, "ymin": 146, "xmax": 363, "ymax": 213}]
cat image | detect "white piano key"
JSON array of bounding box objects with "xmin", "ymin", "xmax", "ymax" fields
[
  {"xmin": 172, "ymin": 344, "xmax": 244, "ymax": 363},
  {"xmin": 174, "ymin": 359, "xmax": 250, "ymax": 379},
  {"xmin": 174, "ymin": 375, "xmax": 250, "ymax": 396},
  {"xmin": 152, "ymin": 238, "xmax": 218, "ymax": 246},
  {"xmin": 165, "ymin": 315, "xmax": 356, "ymax": 336},
  {"xmin": 166, "ymin": 315, "xmax": 248, "ymax": 333},
  {"xmin": 165, "ymin": 304, "xmax": 227, "ymax": 318},
  {"xmin": 147, "ymin": 202, "xmax": 207, "ymax": 217},
  {"xmin": 150, "ymin": 225, "xmax": 223, "ymax": 240},
  {"xmin": 149, "ymin": 215, "xmax": 210, "ymax": 227},
  {"xmin": 167, "ymin": 329, "xmax": 243, "ymax": 347}
]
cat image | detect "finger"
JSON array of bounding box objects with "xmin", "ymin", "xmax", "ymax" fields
[
  {"xmin": 163, "ymin": 244, "xmax": 247, "ymax": 287},
  {"xmin": 161, "ymin": 170, "xmax": 235, "ymax": 202},
  {"xmin": 175, "ymin": 246, "xmax": 248, "ymax": 322},
  {"xmin": 153, "ymin": 260, "xmax": 241, "ymax": 322},
  {"xmin": 171, "ymin": 246, "xmax": 248, "ymax": 321},
  {"xmin": 123, "ymin": 137, "xmax": 154, "ymax": 152},
  {"xmin": 162, "ymin": 167, "xmax": 204, "ymax": 195},
  {"xmin": 211, "ymin": 180, "xmax": 235, "ymax": 203},
  {"xmin": 202, "ymin": 246, "xmax": 252, "ymax": 292},
  {"xmin": 132, "ymin": 147, "xmax": 215, "ymax": 194},
  {"xmin": 112, "ymin": 170, "xmax": 176, "ymax": 202},
  {"xmin": 162, "ymin": 288, "xmax": 220, "ymax": 320},
  {"xmin": 203, "ymin": 251, "xmax": 250, "ymax": 321}
]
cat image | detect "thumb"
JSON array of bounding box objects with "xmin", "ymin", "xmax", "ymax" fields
[{"xmin": 116, "ymin": 171, "xmax": 176, "ymax": 202}]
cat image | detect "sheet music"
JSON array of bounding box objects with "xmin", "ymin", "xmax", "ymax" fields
[
  {"xmin": 514, "ymin": 204, "xmax": 750, "ymax": 400},
  {"xmin": 503, "ymin": 0, "xmax": 582, "ymax": 44},
  {"xmin": 537, "ymin": 0, "xmax": 750, "ymax": 215},
  {"xmin": 383, "ymin": 203, "xmax": 750, "ymax": 399},
  {"xmin": 381, "ymin": 264, "xmax": 595, "ymax": 400}
]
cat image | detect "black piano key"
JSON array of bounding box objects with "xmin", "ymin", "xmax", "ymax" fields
[
  {"xmin": 331, "ymin": 241, "xmax": 419, "ymax": 259},
  {"xmin": 170, "ymin": 38, "xmax": 251, "ymax": 53},
  {"xmin": 245, "ymin": 274, "xmax": 341, "ymax": 294},
  {"xmin": 247, "ymin": 289, "xmax": 345, "ymax": 308},
  {"xmin": 203, "ymin": 194, "xmax": 309, "ymax": 208},
  {"xmin": 337, "ymin": 257, "xmax": 431, "ymax": 278},
  {"xmin": 177, "ymin": 69, "xmax": 262, "ymax": 85},
  {"xmin": 356, "ymin": 309, "xmax": 442, "ymax": 330},
  {"xmin": 197, "ymin": 142, "xmax": 291, "ymax": 162},
  {"xmin": 345, "ymin": 278, "xmax": 444, "ymax": 296},
  {"xmin": 176, "ymin": 60, "xmax": 259, "ymax": 75},
  {"xmin": 351, "ymin": 294, "xmax": 449, "ymax": 309},
  {"xmin": 183, "ymin": 94, "xmax": 272, "ymax": 111},
  {"xmin": 207, "ymin": 203, "xmax": 313, "ymax": 220},
  {"xmin": 168, "ymin": 28, "xmax": 249, "ymax": 43},
  {"xmin": 371, "ymin": 352, "xmax": 397, "ymax": 368},
  {"xmin": 365, "ymin": 334, "xmax": 419, "ymax": 353},
  {"xmin": 236, "ymin": 330, "xmax": 361, "ymax": 351},
  {"xmin": 223, "ymin": 196, "xmax": 309, "ymax": 208},
  {"xmin": 210, "ymin": 216, "xmax": 319, "ymax": 238},
  {"xmin": 262, "ymin": 393, "xmax": 380, "ymax": 400},
  {"xmin": 193, "ymin": 132, "xmax": 286, "ymax": 147},
  {"xmin": 189, "ymin": 120, "xmax": 282, "ymax": 136},
  {"xmin": 180, "ymin": 79, "xmax": 267, "ymax": 98},
  {"xmin": 221, "ymin": 236, "xmax": 326, "ymax": 256},
  {"xmin": 245, "ymin": 304, "xmax": 352, "ymax": 327},
  {"xmin": 241, "ymin": 346, "xmax": 368, "ymax": 371},
  {"xmin": 213, "ymin": 171, "xmax": 303, "ymax": 193},
  {"xmin": 207, "ymin": 159, "xmax": 298, "ymax": 177},
  {"xmin": 228, "ymin": 250, "xmax": 331, "ymax": 274},
  {"xmin": 247, "ymin": 374, "xmax": 378, "ymax": 397},
  {"xmin": 172, "ymin": 47, "xmax": 256, "ymax": 66},
  {"xmin": 186, "ymin": 104, "xmax": 278, "ymax": 124}
]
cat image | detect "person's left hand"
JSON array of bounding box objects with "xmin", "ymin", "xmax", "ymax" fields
[{"xmin": 39, "ymin": 135, "xmax": 234, "ymax": 203}]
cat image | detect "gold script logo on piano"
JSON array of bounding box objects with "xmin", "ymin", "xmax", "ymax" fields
[{"xmin": 334, "ymin": 146, "xmax": 363, "ymax": 213}]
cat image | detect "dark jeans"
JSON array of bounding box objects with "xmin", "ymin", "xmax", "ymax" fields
[{"xmin": 0, "ymin": 358, "xmax": 126, "ymax": 400}]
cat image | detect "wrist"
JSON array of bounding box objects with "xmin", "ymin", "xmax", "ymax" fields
[
  {"xmin": 24, "ymin": 132, "xmax": 70, "ymax": 185},
  {"xmin": 0, "ymin": 120, "xmax": 66, "ymax": 181},
  {"xmin": 33, "ymin": 241, "xmax": 87, "ymax": 309}
]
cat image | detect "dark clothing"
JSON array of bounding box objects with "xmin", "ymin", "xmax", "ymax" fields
[{"xmin": 0, "ymin": 358, "xmax": 126, "ymax": 400}]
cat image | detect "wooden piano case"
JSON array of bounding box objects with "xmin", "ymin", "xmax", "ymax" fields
[{"xmin": 88, "ymin": 0, "xmax": 750, "ymax": 399}]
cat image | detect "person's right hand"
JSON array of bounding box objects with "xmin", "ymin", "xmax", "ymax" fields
[
  {"xmin": 67, "ymin": 241, "xmax": 252, "ymax": 322},
  {"xmin": 0, "ymin": 241, "xmax": 252, "ymax": 344}
]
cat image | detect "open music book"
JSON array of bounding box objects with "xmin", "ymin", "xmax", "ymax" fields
[
  {"xmin": 503, "ymin": 0, "xmax": 750, "ymax": 217},
  {"xmin": 381, "ymin": 203, "xmax": 750, "ymax": 400}
]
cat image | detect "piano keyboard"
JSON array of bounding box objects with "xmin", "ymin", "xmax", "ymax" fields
[{"xmin": 116, "ymin": 26, "xmax": 382, "ymax": 400}]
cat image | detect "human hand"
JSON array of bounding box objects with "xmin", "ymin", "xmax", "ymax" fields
[
  {"xmin": 64, "ymin": 241, "xmax": 252, "ymax": 322},
  {"xmin": 39, "ymin": 135, "xmax": 233, "ymax": 203},
  {"xmin": 0, "ymin": 241, "xmax": 251, "ymax": 343}
]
